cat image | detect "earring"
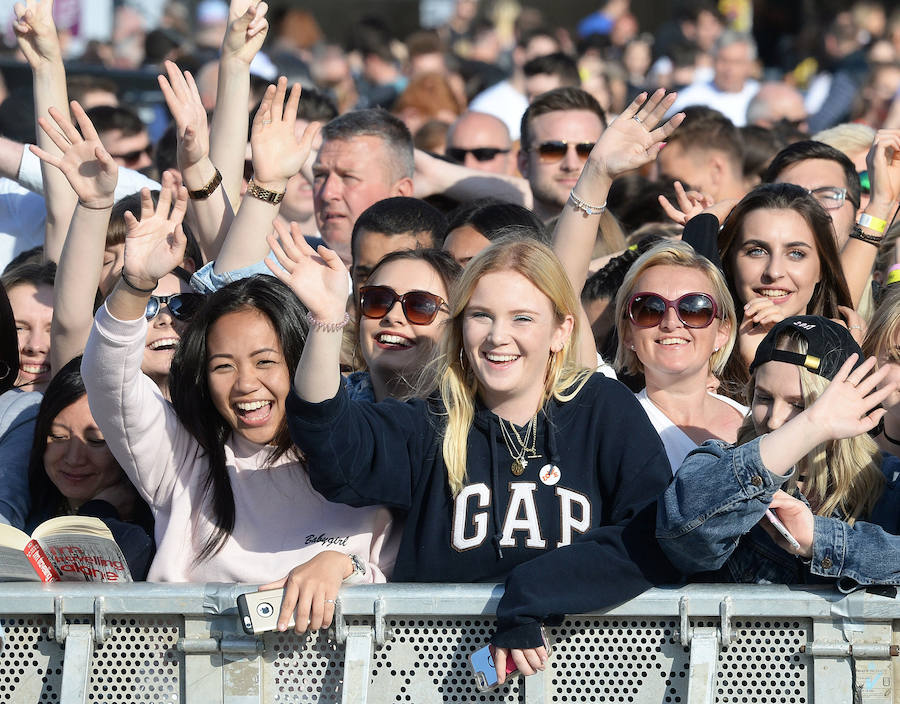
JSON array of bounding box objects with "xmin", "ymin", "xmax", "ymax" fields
[
  {"xmin": 630, "ymin": 344, "xmax": 635, "ymax": 351},
  {"xmin": 0, "ymin": 361, "xmax": 8, "ymax": 381},
  {"xmin": 714, "ymin": 346, "xmax": 720, "ymax": 352},
  {"xmin": 458, "ymin": 348, "xmax": 466, "ymax": 369}
]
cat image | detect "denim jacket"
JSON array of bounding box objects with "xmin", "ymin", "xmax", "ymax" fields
[{"xmin": 656, "ymin": 437, "xmax": 900, "ymax": 592}]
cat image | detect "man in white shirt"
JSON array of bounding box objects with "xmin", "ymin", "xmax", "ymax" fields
[{"xmin": 668, "ymin": 30, "xmax": 759, "ymax": 127}]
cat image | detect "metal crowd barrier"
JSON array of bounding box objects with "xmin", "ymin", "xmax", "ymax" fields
[{"xmin": 0, "ymin": 582, "xmax": 897, "ymax": 703}]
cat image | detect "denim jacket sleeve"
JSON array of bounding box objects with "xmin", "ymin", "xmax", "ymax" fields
[
  {"xmin": 810, "ymin": 515, "xmax": 900, "ymax": 592},
  {"xmin": 656, "ymin": 437, "xmax": 795, "ymax": 574},
  {"xmin": 189, "ymin": 258, "xmax": 275, "ymax": 294}
]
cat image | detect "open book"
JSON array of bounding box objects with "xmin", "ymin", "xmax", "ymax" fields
[{"xmin": 0, "ymin": 516, "xmax": 132, "ymax": 582}]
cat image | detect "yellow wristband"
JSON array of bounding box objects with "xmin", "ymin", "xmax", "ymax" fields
[
  {"xmin": 887, "ymin": 267, "xmax": 900, "ymax": 286},
  {"xmin": 858, "ymin": 213, "xmax": 888, "ymax": 233}
]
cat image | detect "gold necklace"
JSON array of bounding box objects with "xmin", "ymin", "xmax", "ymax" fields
[{"xmin": 498, "ymin": 414, "xmax": 538, "ymax": 476}]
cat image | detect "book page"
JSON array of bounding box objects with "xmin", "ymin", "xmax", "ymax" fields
[
  {"xmin": 0, "ymin": 545, "xmax": 42, "ymax": 582},
  {"xmin": 38, "ymin": 533, "xmax": 133, "ymax": 582}
]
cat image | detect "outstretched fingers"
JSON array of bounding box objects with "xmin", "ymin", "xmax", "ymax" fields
[{"xmin": 70, "ymin": 100, "xmax": 101, "ymax": 143}]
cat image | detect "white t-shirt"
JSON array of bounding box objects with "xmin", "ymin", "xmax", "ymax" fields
[
  {"xmin": 469, "ymin": 80, "xmax": 529, "ymax": 141},
  {"xmin": 636, "ymin": 388, "xmax": 748, "ymax": 473},
  {"xmin": 667, "ymin": 79, "xmax": 760, "ymax": 127}
]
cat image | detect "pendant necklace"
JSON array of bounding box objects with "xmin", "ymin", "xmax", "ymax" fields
[{"xmin": 498, "ymin": 414, "xmax": 538, "ymax": 476}]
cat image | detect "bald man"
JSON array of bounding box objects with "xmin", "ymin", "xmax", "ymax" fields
[
  {"xmin": 445, "ymin": 111, "xmax": 513, "ymax": 175},
  {"xmin": 746, "ymin": 82, "xmax": 808, "ymax": 132}
]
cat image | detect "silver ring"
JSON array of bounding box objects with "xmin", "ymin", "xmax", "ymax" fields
[
  {"xmin": 632, "ymin": 115, "xmax": 643, "ymax": 124},
  {"xmin": 262, "ymin": 120, "xmax": 272, "ymax": 125},
  {"xmin": 324, "ymin": 599, "xmax": 336, "ymax": 604},
  {"xmin": 849, "ymin": 325, "xmax": 862, "ymax": 330}
]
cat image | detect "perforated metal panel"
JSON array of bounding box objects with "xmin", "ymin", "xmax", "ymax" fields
[
  {"xmin": 89, "ymin": 617, "xmax": 181, "ymax": 701},
  {"xmin": 263, "ymin": 622, "xmax": 351, "ymax": 702},
  {"xmin": 548, "ymin": 618, "xmax": 690, "ymax": 703},
  {"xmin": 0, "ymin": 616, "xmax": 62, "ymax": 703},
  {"xmin": 717, "ymin": 619, "xmax": 809, "ymax": 703},
  {"xmin": 370, "ymin": 617, "xmax": 522, "ymax": 703}
]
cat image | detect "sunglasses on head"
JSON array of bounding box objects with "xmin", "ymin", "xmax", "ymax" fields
[
  {"xmin": 627, "ymin": 292, "xmax": 720, "ymax": 329},
  {"xmin": 145, "ymin": 293, "xmax": 203, "ymax": 321},
  {"xmin": 359, "ymin": 285, "xmax": 446, "ymax": 325},
  {"xmin": 531, "ymin": 140, "xmax": 594, "ymax": 164},
  {"xmin": 446, "ymin": 146, "xmax": 510, "ymax": 163}
]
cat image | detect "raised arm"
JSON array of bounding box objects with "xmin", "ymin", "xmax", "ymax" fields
[
  {"xmin": 158, "ymin": 60, "xmax": 232, "ymax": 263},
  {"xmin": 840, "ymin": 129, "xmax": 900, "ymax": 308},
  {"xmin": 413, "ymin": 149, "xmax": 533, "ymax": 207},
  {"xmin": 214, "ymin": 78, "xmax": 320, "ymax": 274},
  {"xmin": 265, "ymin": 219, "xmax": 347, "ymax": 402},
  {"xmin": 30, "ymin": 102, "xmax": 118, "ymax": 375},
  {"xmin": 209, "ymin": 0, "xmax": 269, "ymax": 210},
  {"xmin": 14, "ymin": 0, "xmax": 78, "ymax": 264}
]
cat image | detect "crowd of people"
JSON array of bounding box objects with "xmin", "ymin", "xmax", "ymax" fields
[{"xmin": 1, "ymin": 0, "xmax": 900, "ymax": 686}]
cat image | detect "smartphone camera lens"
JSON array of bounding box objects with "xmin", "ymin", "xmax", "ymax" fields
[{"xmin": 257, "ymin": 602, "xmax": 274, "ymax": 618}]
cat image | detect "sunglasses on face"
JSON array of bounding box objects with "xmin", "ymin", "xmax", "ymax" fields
[
  {"xmin": 145, "ymin": 293, "xmax": 203, "ymax": 321},
  {"xmin": 359, "ymin": 285, "xmax": 446, "ymax": 325},
  {"xmin": 445, "ymin": 146, "xmax": 510, "ymax": 163},
  {"xmin": 110, "ymin": 144, "xmax": 153, "ymax": 165},
  {"xmin": 531, "ymin": 140, "xmax": 594, "ymax": 164},
  {"xmin": 627, "ymin": 292, "xmax": 720, "ymax": 329}
]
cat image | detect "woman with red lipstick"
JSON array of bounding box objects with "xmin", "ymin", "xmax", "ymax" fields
[
  {"xmin": 717, "ymin": 183, "xmax": 854, "ymax": 394},
  {"xmin": 80, "ymin": 184, "xmax": 396, "ymax": 626}
]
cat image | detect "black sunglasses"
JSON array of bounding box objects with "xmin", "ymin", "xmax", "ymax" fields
[
  {"xmin": 627, "ymin": 292, "xmax": 720, "ymax": 329},
  {"xmin": 110, "ymin": 144, "xmax": 153, "ymax": 165},
  {"xmin": 359, "ymin": 285, "xmax": 446, "ymax": 325},
  {"xmin": 446, "ymin": 146, "xmax": 510, "ymax": 163},
  {"xmin": 531, "ymin": 140, "xmax": 594, "ymax": 163},
  {"xmin": 145, "ymin": 293, "xmax": 203, "ymax": 321}
]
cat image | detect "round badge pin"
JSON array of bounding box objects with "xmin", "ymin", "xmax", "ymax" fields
[{"xmin": 539, "ymin": 464, "xmax": 561, "ymax": 486}]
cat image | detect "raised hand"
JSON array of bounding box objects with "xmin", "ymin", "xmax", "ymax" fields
[
  {"xmin": 804, "ymin": 354, "xmax": 896, "ymax": 441},
  {"xmin": 158, "ymin": 60, "xmax": 210, "ymax": 174},
  {"xmin": 222, "ymin": 0, "xmax": 269, "ymax": 65},
  {"xmin": 266, "ymin": 219, "xmax": 349, "ymax": 322},
  {"xmin": 30, "ymin": 101, "xmax": 118, "ymax": 208},
  {"xmin": 866, "ymin": 129, "xmax": 900, "ymax": 210},
  {"xmin": 658, "ymin": 180, "xmax": 714, "ymax": 226},
  {"xmin": 122, "ymin": 174, "xmax": 188, "ymax": 289},
  {"xmin": 13, "ymin": 0, "xmax": 61, "ymax": 66},
  {"xmin": 588, "ymin": 89, "xmax": 684, "ymax": 183},
  {"xmin": 249, "ymin": 77, "xmax": 321, "ymax": 192},
  {"xmin": 260, "ymin": 551, "xmax": 351, "ymax": 634}
]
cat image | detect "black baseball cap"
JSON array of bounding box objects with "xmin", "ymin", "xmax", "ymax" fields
[{"xmin": 749, "ymin": 315, "xmax": 863, "ymax": 380}]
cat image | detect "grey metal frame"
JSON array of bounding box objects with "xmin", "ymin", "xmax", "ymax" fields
[{"xmin": 0, "ymin": 582, "xmax": 896, "ymax": 703}]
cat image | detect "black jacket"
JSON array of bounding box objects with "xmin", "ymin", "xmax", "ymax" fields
[{"xmin": 286, "ymin": 372, "xmax": 679, "ymax": 647}]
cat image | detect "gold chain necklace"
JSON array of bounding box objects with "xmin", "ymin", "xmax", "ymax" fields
[{"xmin": 498, "ymin": 414, "xmax": 538, "ymax": 476}]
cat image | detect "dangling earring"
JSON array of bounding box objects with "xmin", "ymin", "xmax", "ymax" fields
[{"xmin": 458, "ymin": 348, "xmax": 466, "ymax": 369}]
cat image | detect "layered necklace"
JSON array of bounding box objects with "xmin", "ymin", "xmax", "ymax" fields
[{"xmin": 498, "ymin": 413, "xmax": 539, "ymax": 476}]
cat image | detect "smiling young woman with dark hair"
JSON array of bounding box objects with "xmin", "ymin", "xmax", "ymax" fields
[{"xmin": 81, "ymin": 183, "xmax": 396, "ymax": 628}]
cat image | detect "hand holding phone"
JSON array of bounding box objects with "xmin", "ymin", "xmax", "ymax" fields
[
  {"xmin": 469, "ymin": 628, "xmax": 551, "ymax": 691},
  {"xmin": 765, "ymin": 508, "xmax": 801, "ymax": 551}
]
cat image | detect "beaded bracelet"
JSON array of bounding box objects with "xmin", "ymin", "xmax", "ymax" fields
[
  {"xmin": 568, "ymin": 190, "xmax": 606, "ymax": 216},
  {"xmin": 306, "ymin": 310, "xmax": 350, "ymax": 332}
]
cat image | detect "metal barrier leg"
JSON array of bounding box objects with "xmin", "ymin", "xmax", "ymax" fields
[
  {"xmin": 686, "ymin": 627, "xmax": 719, "ymax": 704},
  {"xmin": 59, "ymin": 624, "xmax": 93, "ymax": 704},
  {"xmin": 523, "ymin": 666, "xmax": 553, "ymax": 704},
  {"xmin": 341, "ymin": 625, "xmax": 373, "ymax": 704}
]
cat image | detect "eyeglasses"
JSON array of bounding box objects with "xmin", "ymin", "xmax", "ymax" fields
[
  {"xmin": 627, "ymin": 292, "xmax": 720, "ymax": 329},
  {"xmin": 145, "ymin": 293, "xmax": 203, "ymax": 321},
  {"xmin": 859, "ymin": 170, "xmax": 871, "ymax": 195},
  {"xmin": 446, "ymin": 147, "xmax": 510, "ymax": 163},
  {"xmin": 806, "ymin": 186, "xmax": 851, "ymax": 210},
  {"xmin": 109, "ymin": 144, "xmax": 153, "ymax": 166},
  {"xmin": 359, "ymin": 285, "xmax": 446, "ymax": 325},
  {"xmin": 531, "ymin": 140, "xmax": 594, "ymax": 164}
]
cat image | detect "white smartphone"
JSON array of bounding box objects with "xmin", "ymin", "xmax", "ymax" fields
[
  {"xmin": 236, "ymin": 588, "xmax": 288, "ymax": 635},
  {"xmin": 765, "ymin": 508, "xmax": 801, "ymax": 551}
]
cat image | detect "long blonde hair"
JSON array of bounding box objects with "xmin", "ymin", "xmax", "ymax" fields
[
  {"xmin": 739, "ymin": 329, "xmax": 884, "ymax": 523},
  {"xmin": 433, "ymin": 237, "xmax": 591, "ymax": 496}
]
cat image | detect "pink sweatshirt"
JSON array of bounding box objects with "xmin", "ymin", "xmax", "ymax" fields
[{"xmin": 82, "ymin": 305, "xmax": 397, "ymax": 583}]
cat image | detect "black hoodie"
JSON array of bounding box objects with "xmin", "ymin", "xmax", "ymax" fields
[{"xmin": 286, "ymin": 372, "xmax": 680, "ymax": 648}]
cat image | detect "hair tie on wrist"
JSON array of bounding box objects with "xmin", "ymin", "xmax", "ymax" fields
[{"xmin": 120, "ymin": 271, "xmax": 157, "ymax": 293}]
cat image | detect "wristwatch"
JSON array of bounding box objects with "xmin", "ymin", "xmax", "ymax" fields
[
  {"xmin": 345, "ymin": 553, "xmax": 366, "ymax": 581},
  {"xmin": 187, "ymin": 168, "xmax": 222, "ymax": 200}
]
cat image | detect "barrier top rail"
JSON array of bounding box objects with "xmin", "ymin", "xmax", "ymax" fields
[{"xmin": 1, "ymin": 582, "xmax": 897, "ymax": 620}]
